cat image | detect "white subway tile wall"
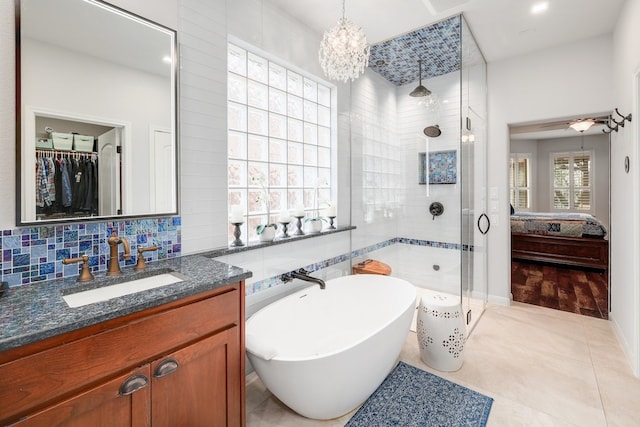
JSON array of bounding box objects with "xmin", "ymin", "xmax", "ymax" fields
[
  {"xmin": 179, "ymin": 0, "xmax": 229, "ymax": 253},
  {"xmin": 177, "ymin": 0, "xmax": 467, "ymax": 309},
  {"xmin": 350, "ymin": 71, "xmax": 401, "ymax": 251},
  {"xmin": 398, "ymin": 72, "xmax": 462, "ymax": 244}
]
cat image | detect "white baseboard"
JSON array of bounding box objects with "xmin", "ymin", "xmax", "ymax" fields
[
  {"xmin": 487, "ymin": 294, "xmax": 511, "ymax": 306},
  {"xmin": 608, "ymin": 312, "xmax": 640, "ymax": 378}
]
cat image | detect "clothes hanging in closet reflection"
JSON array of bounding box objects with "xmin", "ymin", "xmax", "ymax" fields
[{"xmin": 36, "ymin": 152, "xmax": 98, "ymax": 217}]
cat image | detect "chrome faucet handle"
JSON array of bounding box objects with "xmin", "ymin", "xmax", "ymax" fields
[
  {"xmin": 62, "ymin": 255, "xmax": 94, "ymax": 283},
  {"xmin": 134, "ymin": 246, "xmax": 159, "ymax": 271},
  {"xmin": 280, "ymin": 272, "xmax": 293, "ymax": 283}
]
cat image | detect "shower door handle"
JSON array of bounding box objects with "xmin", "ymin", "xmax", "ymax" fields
[{"xmin": 477, "ymin": 213, "xmax": 490, "ymax": 235}]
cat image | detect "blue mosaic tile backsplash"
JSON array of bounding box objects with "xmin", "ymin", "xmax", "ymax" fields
[
  {"xmin": 0, "ymin": 217, "xmax": 181, "ymax": 287},
  {"xmin": 368, "ymin": 16, "xmax": 461, "ymax": 86}
]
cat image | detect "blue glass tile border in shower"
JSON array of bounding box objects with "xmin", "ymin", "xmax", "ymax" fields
[
  {"xmin": 0, "ymin": 217, "xmax": 181, "ymax": 287},
  {"xmin": 246, "ymin": 237, "xmax": 471, "ymax": 295}
]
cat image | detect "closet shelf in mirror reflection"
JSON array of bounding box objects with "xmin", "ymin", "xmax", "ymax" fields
[{"xmin": 36, "ymin": 149, "xmax": 97, "ymax": 158}]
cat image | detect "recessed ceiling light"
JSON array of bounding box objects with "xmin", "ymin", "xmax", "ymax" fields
[
  {"xmin": 162, "ymin": 55, "xmax": 172, "ymax": 64},
  {"xmin": 530, "ymin": 1, "xmax": 549, "ymax": 14}
]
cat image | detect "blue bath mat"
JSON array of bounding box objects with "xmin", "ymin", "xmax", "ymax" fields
[{"xmin": 345, "ymin": 361, "xmax": 493, "ymax": 427}]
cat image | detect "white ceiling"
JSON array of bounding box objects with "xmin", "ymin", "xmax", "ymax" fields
[{"xmin": 269, "ymin": 0, "xmax": 625, "ymax": 62}]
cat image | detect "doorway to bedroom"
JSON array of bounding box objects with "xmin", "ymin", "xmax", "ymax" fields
[{"xmin": 508, "ymin": 116, "xmax": 611, "ymax": 319}]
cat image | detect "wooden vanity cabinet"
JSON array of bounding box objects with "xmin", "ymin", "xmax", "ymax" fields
[
  {"xmin": 0, "ymin": 282, "xmax": 245, "ymax": 427},
  {"xmin": 150, "ymin": 326, "xmax": 242, "ymax": 426},
  {"xmin": 10, "ymin": 365, "xmax": 153, "ymax": 426}
]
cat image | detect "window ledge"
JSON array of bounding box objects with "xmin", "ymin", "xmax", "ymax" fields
[{"xmin": 199, "ymin": 225, "xmax": 355, "ymax": 259}]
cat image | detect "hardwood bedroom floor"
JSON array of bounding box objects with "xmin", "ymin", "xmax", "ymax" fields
[{"xmin": 511, "ymin": 260, "xmax": 609, "ymax": 319}]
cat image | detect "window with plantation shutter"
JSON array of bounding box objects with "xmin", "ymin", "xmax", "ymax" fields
[
  {"xmin": 509, "ymin": 154, "xmax": 531, "ymax": 211},
  {"xmin": 551, "ymin": 151, "xmax": 593, "ymax": 212}
]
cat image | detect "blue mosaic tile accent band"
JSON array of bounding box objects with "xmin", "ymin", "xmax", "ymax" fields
[
  {"xmin": 246, "ymin": 237, "xmax": 471, "ymax": 296},
  {"xmin": 368, "ymin": 16, "xmax": 461, "ymax": 86},
  {"xmin": 0, "ymin": 217, "xmax": 181, "ymax": 287}
]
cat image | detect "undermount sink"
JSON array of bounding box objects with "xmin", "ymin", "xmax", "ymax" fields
[{"xmin": 62, "ymin": 272, "xmax": 186, "ymax": 308}]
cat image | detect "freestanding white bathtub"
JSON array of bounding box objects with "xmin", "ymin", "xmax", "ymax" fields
[{"xmin": 245, "ymin": 274, "xmax": 417, "ymax": 420}]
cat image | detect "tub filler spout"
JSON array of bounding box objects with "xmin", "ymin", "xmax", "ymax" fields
[{"xmin": 284, "ymin": 268, "xmax": 326, "ymax": 289}]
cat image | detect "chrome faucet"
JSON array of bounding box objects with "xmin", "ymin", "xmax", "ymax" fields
[
  {"xmin": 283, "ymin": 268, "xmax": 326, "ymax": 290},
  {"xmin": 107, "ymin": 231, "xmax": 131, "ymax": 276}
]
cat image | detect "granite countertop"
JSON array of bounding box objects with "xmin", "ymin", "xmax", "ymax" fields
[{"xmin": 0, "ymin": 254, "xmax": 252, "ymax": 353}]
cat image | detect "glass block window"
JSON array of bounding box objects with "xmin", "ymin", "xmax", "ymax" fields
[
  {"xmin": 227, "ymin": 42, "xmax": 333, "ymax": 242},
  {"xmin": 509, "ymin": 154, "xmax": 531, "ymax": 211},
  {"xmin": 551, "ymin": 151, "xmax": 593, "ymax": 211}
]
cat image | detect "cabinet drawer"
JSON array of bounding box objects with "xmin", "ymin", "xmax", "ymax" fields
[{"xmin": 0, "ymin": 286, "xmax": 239, "ymax": 424}]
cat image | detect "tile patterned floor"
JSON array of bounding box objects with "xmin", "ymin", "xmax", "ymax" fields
[
  {"xmin": 246, "ymin": 302, "xmax": 640, "ymax": 426},
  {"xmin": 511, "ymin": 261, "xmax": 609, "ymax": 319}
]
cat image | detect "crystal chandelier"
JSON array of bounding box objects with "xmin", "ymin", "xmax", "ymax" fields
[{"xmin": 318, "ymin": 0, "xmax": 370, "ymax": 83}]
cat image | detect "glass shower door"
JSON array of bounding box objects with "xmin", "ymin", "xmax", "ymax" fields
[{"xmin": 460, "ymin": 16, "xmax": 488, "ymax": 333}]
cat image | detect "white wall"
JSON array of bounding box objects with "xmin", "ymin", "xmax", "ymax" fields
[
  {"xmin": 0, "ymin": 0, "xmax": 16, "ymax": 230},
  {"xmin": 179, "ymin": 0, "xmax": 352, "ymax": 255},
  {"xmin": 487, "ymin": 34, "xmax": 613, "ymax": 306},
  {"xmin": 178, "ymin": 0, "xmax": 356, "ymax": 313},
  {"xmin": 398, "ymin": 72, "xmax": 461, "ymax": 243},
  {"xmin": 178, "ymin": 0, "xmax": 229, "ymax": 252},
  {"xmin": 610, "ymin": 0, "xmax": 640, "ymax": 376},
  {"xmin": 362, "ymin": 245, "xmax": 461, "ymax": 295},
  {"xmin": 349, "ymin": 69, "xmax": 399, "ymax": 249},
  {"xmin": 348, "ymin": 68, "xmax": 464, "ymax": 249}
]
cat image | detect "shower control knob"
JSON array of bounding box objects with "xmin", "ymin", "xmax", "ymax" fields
[{"xmin": 429, "ymin": 202, "xmax": 444, "ymax": 220}]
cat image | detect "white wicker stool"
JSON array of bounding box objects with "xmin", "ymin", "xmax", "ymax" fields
[{"xmin": 416, "ymin": 291, "xmax": 465, "ymax": 372}]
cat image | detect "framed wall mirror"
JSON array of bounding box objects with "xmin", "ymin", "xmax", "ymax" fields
[{"xmin": 16, "ymin": 0, "xmax": 178, "ymax": 225}]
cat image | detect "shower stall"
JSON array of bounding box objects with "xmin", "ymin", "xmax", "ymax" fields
[{"xmin": 349, "ymin": 14, "xmax": 489, "ymax": 332}]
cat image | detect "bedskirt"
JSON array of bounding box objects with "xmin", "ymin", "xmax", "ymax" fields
[{"xmin": 511, "ymin": 233, "xmax": 608, "ymax": 271}]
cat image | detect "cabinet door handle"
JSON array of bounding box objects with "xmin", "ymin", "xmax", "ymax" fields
[
  {"xmin": 119, "ymin": 374, "xmax": 149, "ymax": 396},
  {"xmin": 154, "ymin": 358, "xmax": 179, "ymax": 378}
]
